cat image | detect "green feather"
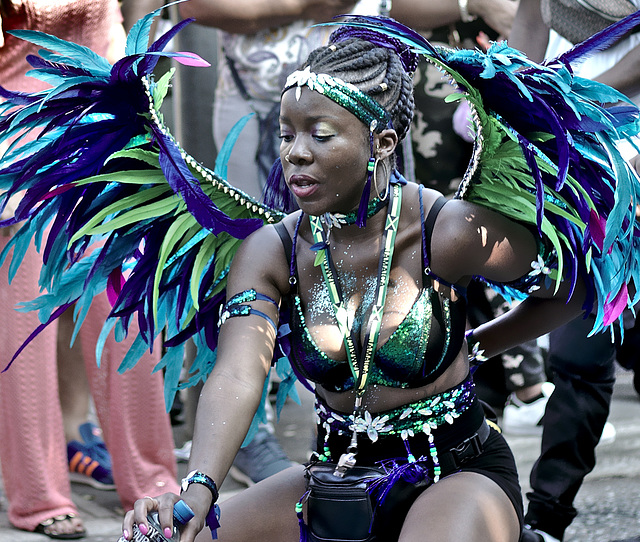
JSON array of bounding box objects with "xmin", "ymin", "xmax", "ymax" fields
[{"xmin": 154, "ymin": 213, "xmax": 196, "ymax": 321}]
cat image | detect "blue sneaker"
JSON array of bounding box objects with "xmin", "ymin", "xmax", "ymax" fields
[
  {"xmin": 68, "ymin": 423, "xmax": 115, "ymax": 490},
  {"xmin": 78, "ymin": 422, "xmax": 111, "ymax": 470}
]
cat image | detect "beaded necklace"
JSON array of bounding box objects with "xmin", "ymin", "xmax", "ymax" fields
[
  {"xmin": 320, "ymin": 197, "xmax": 388, "ymax": 229},
  {"xmin": 309, "ymin": 183, "xmax": 402, "ymax": 473}
]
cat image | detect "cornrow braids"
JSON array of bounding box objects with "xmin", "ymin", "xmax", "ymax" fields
[{"xmin": 303, "ymin": 36, "xmax": 416, "ymax": 141}]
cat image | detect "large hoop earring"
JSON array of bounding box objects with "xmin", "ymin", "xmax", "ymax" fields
[{"xmin": 373, "ymin": 158, "xmax": 390, "ymax": 201}]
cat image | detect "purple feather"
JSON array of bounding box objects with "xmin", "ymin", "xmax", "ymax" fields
[
  {"xmin": 26, "ymin": 54, "xmax": 97, "ymax": 78},
  {"xmin": 328, "ymin": 15, "xmax": 440, "ymax": 62},
  {"xmin": 0, "ymin": 85, "xmax": 39, "ymax": 104},
  {"xmin": 2, "ymin": 302, "xmax": 74, "ymax": 372},
  {"xmin": 136, "ymin": 18, "xmax": 195, "ymax": 75},
  {"xmin": 603, "ymin": 282, "xmax": 628, "ymax": 325},
  {"xmin": 369, "ymin": 458, "xmax": 430, "ymax": 505},
  {"xmin": 154, "ymin": 126, "xmax": 262, "ymax": 238},
  {"xmin": 589, "ymin": 208, "xmax": 609, "ymax": 253},
  {"xmin": 107, "ymin": 268, "xmax": 126, "ymax": 307},
  {"xmin": 356, "ymin": 173, "xmax": 373, "ymax": 228},
  {"xmin": 555, "ymin": 10, "xmax": 640, "ymax": 67},
  {"xmin": 262, "ymin": 159, "xmax": 298, "ymax": 213},
  {"xmin": 328, "ymin": 16, "xmax": 420, "ymax": 73}
]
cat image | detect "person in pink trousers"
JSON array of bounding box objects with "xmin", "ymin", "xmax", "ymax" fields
[{"xmin": 0, "ymin": 1, "xmax": 179, "ymax": 538}]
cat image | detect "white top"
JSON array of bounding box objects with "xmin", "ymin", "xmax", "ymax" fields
[
  {"xmin": 545, "ymin": 0, "xmax": 640, "ymax": 104},
  {"xmin": 217, "ymin": 0, "xmax": 385, "ymax": 102}
]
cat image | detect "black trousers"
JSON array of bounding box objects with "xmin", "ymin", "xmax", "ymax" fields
[{"xmin": 524, "ymin": 314, "xmax": 616, "ymax": 541}]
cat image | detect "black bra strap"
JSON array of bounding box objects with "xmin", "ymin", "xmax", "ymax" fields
[
  {"xmin": 274, "ymin": 221, "xmax": 292, "ymax": 261},
  {"xmin": 424, "ymin": 196, "xmax": 448, "ymax": 269},
  {"xmin": 273, "ymin": 221, "xmax": 298, "ymax": 294}
]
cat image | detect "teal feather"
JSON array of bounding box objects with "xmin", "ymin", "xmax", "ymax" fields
[
  {"xmin": 274, "ymin": 357, "xmax": 301, "ymax": 418},
  {"xmin": 214, "ymin": 113, "xmax": 255, "ymax": 179},
  {"xmin": 180, "ymin": 333, "xmax": 217, "ymax": 388},
  {"xmin": 0, "ymin": 223, "xmax": 34, "ymax": 282},
  {"xmin": 125, "ymin": 13, "xmax": 158, "ymax": 56},
  {"xmin": 241, "ymin": 374, "xmax": 271, "ymax": 447},
  {"xmin": 125, "ymin": 0, "xmax": 182, "ymax": 56},
  {"xmin": 8, "ymin": 30, "xmax": 112, "ymax": 76},
  {"xmin": 117, "ymin": 333, "xmax": 155, "ymax": 374},
  {"xmin": 95, "ymin": 319, "xmax": 117, "ymax": 368},
  {"xmin": 70, "ymin": 280, "xmax": 109, "ymax": 346},
  {"xmin": 156, "ymin": 346, "xmax": 185, "ymax": 413}
]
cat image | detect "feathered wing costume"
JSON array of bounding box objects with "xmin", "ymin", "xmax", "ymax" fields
[
  {"xmin": 0, "ymin": 5, "xmax": 291, "ymax": 441},
  {"xmin": 325, "ymin": 13, "xmax": 640, "ymax": 331},
  {"xmin": 1, "ymin": 7, "xmax": 639, "ymax": 435}
]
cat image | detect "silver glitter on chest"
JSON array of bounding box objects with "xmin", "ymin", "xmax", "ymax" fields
[{"xmin": 307, "ymin": 272, "xmax": 414, "ymax": 334}]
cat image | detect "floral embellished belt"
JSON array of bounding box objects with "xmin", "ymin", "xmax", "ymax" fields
[
  {"xmin": 314, "ymin": 376, "xmax": 479, "ymax": 483},
  {"xmin": 315, "ymin": 377, "xmax": 476, "ymax": 442}
]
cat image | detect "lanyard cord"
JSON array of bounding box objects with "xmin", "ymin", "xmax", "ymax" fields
[{"xmin": 309, "ymin": 183, "xmax": 402, "ymax": 402}]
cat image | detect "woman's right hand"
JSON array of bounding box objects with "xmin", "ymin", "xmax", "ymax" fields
[
  {"xmin": 469, "ymin": 0, "xmax": 518, "ymax": 38},
  {"xmin": 122, "ymin": 489, "xmax": 212, "ymax": 542}
]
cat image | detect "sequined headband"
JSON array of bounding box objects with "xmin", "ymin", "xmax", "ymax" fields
[{"xmin": 283, "ymin": 66, "xmax": 390, "ymax": 133}]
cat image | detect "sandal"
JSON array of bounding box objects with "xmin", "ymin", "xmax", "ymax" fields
[{"xmin": 33, "ymin": 514, "xmax": 87, "ymax": 540}]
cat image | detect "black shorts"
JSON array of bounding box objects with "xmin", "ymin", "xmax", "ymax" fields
[
  {"xmin": 314, "ymin": 397, "xmax": 523, "ymax": 540},
  {"xmin": 369, "ymin": 426, "xmax": 524, "ymax": 540}
]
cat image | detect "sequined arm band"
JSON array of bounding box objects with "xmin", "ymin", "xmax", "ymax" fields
[{"xmin": 219, "ymin": 289, "xmax": 278, "ymax": 333}]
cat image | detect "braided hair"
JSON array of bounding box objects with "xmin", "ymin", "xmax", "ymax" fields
[
  {"xmin": 302, "ymin": 25, "xmax": 418, "ymax": 142},
  {"xmin": 263, "ymin": 23, "xmax": 418, "ymax": 213}
]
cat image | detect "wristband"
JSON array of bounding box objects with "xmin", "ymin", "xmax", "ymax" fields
[
  {"xmin": 465, "ymin": 328, "xmax": 475, "ymax": 343},
  {"xmin": 180, "ymin": 470, "xmax": 221, "ymax": 539},
  {"xmin": 180, "ymin": 470, "xmax": 219, "ymax": 504},
  {"xmin": 458, "ymin": 0, "xmax": 477, "ymax": 23}
]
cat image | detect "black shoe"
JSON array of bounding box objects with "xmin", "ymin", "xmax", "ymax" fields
[
  {"xmin": 521, "ymin": 526, "xmax": 560, "ymax": 542},
  {"xmin": 521, "ymin": 530, "xmax": 545, "ymax": 542}
]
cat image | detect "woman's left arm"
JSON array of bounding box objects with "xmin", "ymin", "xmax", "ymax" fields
[
  {"xmin": 430, "ymin": 198, "xmax": 586, "ymax": 357},
  {"xmin": 470, "ymin": 284, "xmax": 585, "ymax": 359}
]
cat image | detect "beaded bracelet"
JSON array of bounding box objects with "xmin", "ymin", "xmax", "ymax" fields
[
  {"xmin": 181, "ymin": 470, "xmax": 219, "ymax": 502},
  {"xmin": 181, "ymin": 470, "xmax": 221, "ymax": 539}
]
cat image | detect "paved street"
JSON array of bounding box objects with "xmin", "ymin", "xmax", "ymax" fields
[{"xmin": 1, "ymin": 369, "xmax": 639, "ymax": 542}]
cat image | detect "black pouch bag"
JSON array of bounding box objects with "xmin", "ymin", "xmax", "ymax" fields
[
  {"xmin": 305, "ymin": 462, "xmax": 429, "ymax": 542},
  {"xmin": 305, "ymin": 463, "xmax": 384, "ymax": 542}
]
